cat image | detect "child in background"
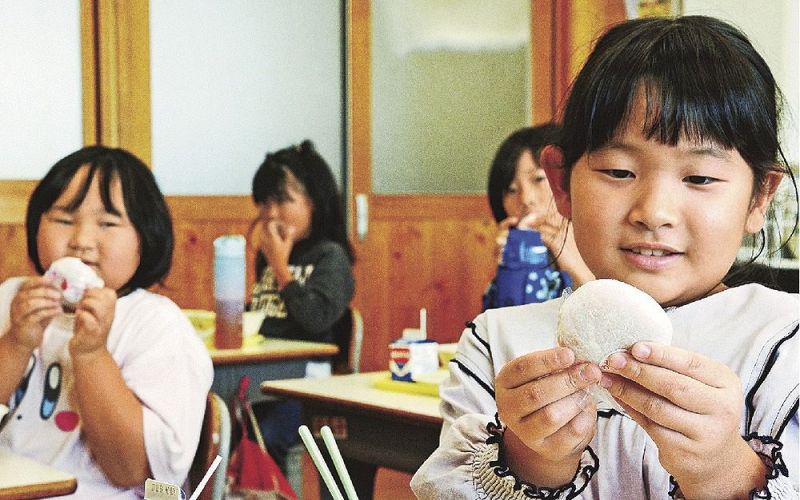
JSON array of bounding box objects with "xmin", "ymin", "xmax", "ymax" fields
[
  {"xmin": 249, "ymin": 140, "xmax": 355, "ymax": 471},
  {"xmin": 412, "ymin": 16, "xmax": 797, "ymax": 499},
  {"xmin": 483, "ymin": 124, "xmax": 593, "ymax": 310},
  {"xmin": 0, "ymin": 146, "xmax": 213, "ymax": 498}
]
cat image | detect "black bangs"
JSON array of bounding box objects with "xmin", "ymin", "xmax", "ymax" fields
[
  {"xmin": 251, "ymin": 161, "xmax": 290, "ymax": 204},
  {"xmin": 561, "ymin": 16, "xmax": 779, "ymax": 177},
  {"xmin": 64, "ymin": 162, "xmax": 122, "ymax": 216}
]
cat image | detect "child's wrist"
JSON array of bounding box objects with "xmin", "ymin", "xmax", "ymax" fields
[
  {"xmin": 1, "ymin": 331, "xmax": 36, "ymax": 357},
  {"xmin": 503, "ymin": 429, "xmax": 581, "ymax": 488},
  {"xmin": 672, "ymin": 438, "xmax": 766, "ymax": 499},
  {"xmin": 69, "ymin": 344, "xmax": 110, "ymax": 366}
]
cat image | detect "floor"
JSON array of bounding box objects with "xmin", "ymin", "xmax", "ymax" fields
[{"xmin": 300, "ymin": 454, "xmax": 415, "ymax": 500}]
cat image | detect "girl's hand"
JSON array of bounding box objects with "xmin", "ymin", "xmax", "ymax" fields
[
  {"xmin": 259, "ymin": 220, "xmax": 296, "ymax": 269},
  {"xmin": 517, "ymin": 208, "xmax": 562, "ymax": 250},
  {"xmin": 496, "ymin": 347, "xmax": 602, "ymax": 487},
  {"xmin": 494, "ymin": 217, "xmax": 517, "ymax": 261},
  {"xmin": 69, "ymin": 287, "xmax": 117, "ymax": 359},
  {"xmin": 601, "ymin": 342, "xmax": 767, "ymax": 498},
  {"xmin": 8, "ymin": 277, "xmax": 63, "ymax": 350},
  {"xmin": 519, "ymin": 208, "xmax": 594, "ymax": 287}
]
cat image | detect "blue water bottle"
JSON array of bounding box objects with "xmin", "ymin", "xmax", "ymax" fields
[{"xmin": 213, "ymin": 235, "xmax": 246, "ymax": 349}]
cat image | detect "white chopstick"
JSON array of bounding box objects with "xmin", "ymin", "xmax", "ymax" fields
[
  {"xmin": 299, "ymin": 425, "xmax": 345, "ymax": 500},
  {"xmin": 188, "ymin": 454, "xmax": 221, "ymax": 500},
  {"xmin": 320, "ymin": 426, "xmax": 358, "ymax": 500}
]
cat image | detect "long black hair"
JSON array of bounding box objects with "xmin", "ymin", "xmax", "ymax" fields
[{"xmin": 252, "ymin": 140, "xmax": 354, "ymax": 270}]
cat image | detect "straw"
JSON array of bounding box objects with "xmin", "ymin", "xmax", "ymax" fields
[
  {"xmin": 320, "ymin": 426, "xmax": 358, "ymax": 500},
  {"xmin": 188, "ymin": 454, "xmax": 221, "ymax": 500},
  {"xmin": 299, "ymin": 425, "xmax": 345, "ymax": 500}
]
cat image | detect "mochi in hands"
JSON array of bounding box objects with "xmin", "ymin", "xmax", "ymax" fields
[
  {"xmin": 556, "ymin": 279, "xmax": 673, "ymax": 409},
  {"xmin": 45, "ymin": 257, "xmax": 105, "ymax": 312}
]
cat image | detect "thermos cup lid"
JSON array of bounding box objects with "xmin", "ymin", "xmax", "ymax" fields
[{"xmin": 214, "ymin": 234, "xmax": 246, "ymax": 257}]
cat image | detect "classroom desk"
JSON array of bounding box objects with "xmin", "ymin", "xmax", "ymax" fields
[
  {"xmin": 261, "ymin": 371, "xmax": 442, "ymax": 498},
  {"xmin": 0, "ymin": 449, "xmax": 77, "ymax": 499},
  {"xmin": 209, "ymin": 337, "xmax": 338, "ymax": 404}
]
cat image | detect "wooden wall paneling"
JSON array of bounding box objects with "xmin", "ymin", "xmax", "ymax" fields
[
  {"xmin": 0, "ymin": 182, "xmax": 37, "ymax": 282},
  {"xmin": 347, "ymin": 0, "xmax": 371, "ymax": 203},
  {"xmin": 0, "ymin": 225, "xmax": 34, "ymax": 282},
  {"xmin": 531, "ymin": 0, "xmax": 556, "ymax": 122},
  {"xmin": 114, "ymin": 0, "xmax": 151, "ymax": 164},
  {"xmin": 0, "ymin": 181, "xmax": 35, "ymax": 225},
  {"xmin": 94, "ymin": 0, "xmax": 151, "ymax": 164},
  {"xmin": 568, "ymin": 0, "xmax": 627, "ymax": 83},
  {"xmin": 352, "ymin": 218, "xmax": 392, "ymax": 372},
  {"xmin": 81, "ymin": 0, "xmax": 99, "ymax": 144},
  {"xmin": 153, "ymin": 196, "xmax": 258, "ymax": 310},
  {"xmin": 388, "ymin": 219, "xmax": 426, "ymax": 332},
  {"xmin": 356, "ymin": 195, "xmax": 496, "ymax": 372},
  {"xmin": 531, "ymin": 0, "xmax": 626, "ymax": 122}
]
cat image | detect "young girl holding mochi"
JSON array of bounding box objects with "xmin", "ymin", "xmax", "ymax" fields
[
  {"xmin": 412, "ymin": 16, "xmax": 798, "ymax": 499},
  {"xmin": 0, "ymin": 146, "xmax": 212, "ymax": 498}
]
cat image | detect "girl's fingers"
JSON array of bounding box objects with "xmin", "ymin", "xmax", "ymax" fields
[
  {"xmin": 603, "ymin": 351, "xmax": 719, "ymax": 415},
  {"xmin": 285, "ymin": 225, "xmax": 296, "ymax": 240},
  {"xmin": 517, "ymin": 212, "xmax": 543, "ymax": 229},
  {"xmin": 17, "ymin": 279, "xmax": 61, "ymax": 301},
  {"xmin": 601, "ymin": 372, "xmax": 703, "ymax": 433},
  {"xmin": 77, "ymin": 289, "xmax": 115, "ymax": 323},
  {"xmin": 498, "ymin": 347, "xmax": 575, "ymax": 388},
  {"xmin": 538, "ymin": 397, "xmax": 597, "ymax": 454},
  {"xmin": 606, "ymin": 387, "xmax": 690, "ymax": 443},
  {"xmin": 628, "ymin": 342, "xmax": 731, "ymax": 388},
  {"xmin": 500, "ymin": 360, "xmax": 602, "ymax": 419},
  {"xmin": 13, "ymin": 294, "xmax": 62, "ymax": 322},
  {"xmin": 498, "ymin": 217, "xmax": 518, "ymax": 230}
]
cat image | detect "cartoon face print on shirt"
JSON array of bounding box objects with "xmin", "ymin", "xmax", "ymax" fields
[
  {"xmin": 13, "ymin": 355, "xmax": 36, "ymax": 407},
  {"xmin": 12, "ymin": 352, "xmax": 80, "ymax": 432},
  {"xmin": 41, "ymin": 363, "xmax": 61, "ymax": 420}
]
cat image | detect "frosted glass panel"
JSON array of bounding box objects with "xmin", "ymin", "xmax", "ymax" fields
[
  {"xmin": 0, "ymin": 2, "xmax": 82, "ymax": 179},
  {"xmin": 150, "ymin": 1, "xmax": 343, "ymax": 195},
  {"xmin": 371, "ymin": 0, "xmax": 530, "ymax": 194}
]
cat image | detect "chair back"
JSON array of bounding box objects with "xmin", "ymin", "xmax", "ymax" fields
[
  {"xmin": 331, "ymin": 307, "xmax": 363, "ymax": 374},
  {"xmin": 188, "ymin": 391, "xmax": 231, "ymax": 500}
]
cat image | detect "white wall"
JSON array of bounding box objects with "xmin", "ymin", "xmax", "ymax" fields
[
  {"xmin": 682, "ymin": 0, "xmax": 799, "ymax": 165},
  {"xmin": 150, "ymin": 1, "xmax": 344, "ymax": 195},
  {"xmin": 0, "ymin": 2, "xmax": 82, "ymax": 179}
]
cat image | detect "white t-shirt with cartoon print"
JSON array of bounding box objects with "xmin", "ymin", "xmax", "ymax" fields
[{"xmin": 0, "ymin": 277, "xmax": 213, "ymax": 499}]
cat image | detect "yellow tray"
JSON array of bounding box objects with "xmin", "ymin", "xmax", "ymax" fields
[{"xmin": 371, "ymin": 372, "xmax": 443, "ymax": 397}]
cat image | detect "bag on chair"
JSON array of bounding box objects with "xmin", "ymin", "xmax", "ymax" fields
[{"xmin": 226, "ymin": 376, "xmax": 298, "ymax": 500}]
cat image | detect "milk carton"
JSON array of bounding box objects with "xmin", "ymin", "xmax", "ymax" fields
[{"xmin": 389, "ymin": 308, "xmax": 439, "ymax": 382}]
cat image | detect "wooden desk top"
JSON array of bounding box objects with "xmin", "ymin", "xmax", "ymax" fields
[
  {"xmin": 261, "ymin": 371, "xmax": 442, "ymax": 425},
  {"xmin": 0, "ymin": 449, "xmax": 77, "ymax": 499},
  {"xmin": 209, "ymin": 337, "xmax": 338, "ymax": 365}
]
